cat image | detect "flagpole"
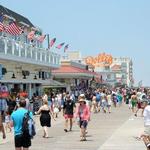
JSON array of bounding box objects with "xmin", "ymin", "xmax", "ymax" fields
[{"xmin": 47, "ymin": 34, "xmax": 50, "ymax": 49}]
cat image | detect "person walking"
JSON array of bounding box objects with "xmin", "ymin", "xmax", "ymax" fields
[
  {"xmin": 0, "ymin": 95, "xmax": 7, "ymax": 139},
  {"xmin": 138, "ymin": 99, "xmax": 150, "ymax": 150},
  {"xmin": 63, "ymin": 94, "xmax": 75, "ymax": 132},
  {"xmin": 74, "ymin": 98, "xmax": 90, "ymax": 141},
  {"xmin": 35, "ymin": 99, "xmax": 55, "ymax": 138},
  {"xmin": 11, "ymin": 99, "xmax": 33, "ymax": 150}
]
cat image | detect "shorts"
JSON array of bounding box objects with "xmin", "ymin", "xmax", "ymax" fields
[
  {"xmin": 137, "ymin": 102, "xmax": 142, "ymax": 109},
  {"xmin": 131, "ymin": 101, "xmax": 137, "ymax": 108},
  {"xmin": 144, "ymin": 126, "xmax": 150, "ymax": 136},
  {"xmin": 15, "ymin": 134, "xmax": 31, "ymax": 148},
  {"xmin": 80, "ymin": 120, "xmax": 88, "ymax": 128},
  {"xmin": 64, "ymin": 114, "xmax": 73, "ymax": 119}
]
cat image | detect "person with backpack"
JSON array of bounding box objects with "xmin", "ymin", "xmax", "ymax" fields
[{"xmin": 11, "ymin": 99, "xmax": 33, "ymax": 150}]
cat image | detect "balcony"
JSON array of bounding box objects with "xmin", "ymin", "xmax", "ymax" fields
[{"xmin": 0, "ymin": 36, "xmax": 60, "ymax": 68}]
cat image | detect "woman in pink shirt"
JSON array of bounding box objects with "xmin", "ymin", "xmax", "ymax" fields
[{"xmin": 74, "ymin": 98, "xmax": 90, "ymax": 141}]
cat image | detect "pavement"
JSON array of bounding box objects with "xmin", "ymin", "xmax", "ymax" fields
[{"xmin": 0, "ymin": 104, "xmax": 146, "ymax": 150}]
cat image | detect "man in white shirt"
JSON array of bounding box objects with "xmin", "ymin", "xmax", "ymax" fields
[{"xmin": 140, "ymin": 99, "xmax": 150, "ymax": 149}]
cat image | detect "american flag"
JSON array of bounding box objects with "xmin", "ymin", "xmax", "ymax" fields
[
  {"xmin": 0, "ymin": 22, "xmax": 4, "ymax": 32},
  {"xmin": 0, "ymin": 15, "xmax": 4, "ymax": 32},
  {"xmin": 27, "ymin": 31, "xmax": 35, "ymax": 40},
  {"xmin": 38, "ymin": 34, "xmax": 46, "ymax": 43},
  {"xmin": 56, "ymin": 42, "xmax": 65, "ymax": 49},
  {"xmin": 5, "ymin": 22, "xmax": 23, "ymax": 35},
  {"xmin": 64, "ymin": 44, "xmax": 69, "ymax": 52},
  {"xmin": 49, "ymin": 38, "xmax": 56, "ymax": 47}
]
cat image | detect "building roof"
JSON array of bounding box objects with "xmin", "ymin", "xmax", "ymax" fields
[
  {"xmin": 52, "ymin": 65, "xmax": 91, "ymax": 73},
  {"xmin": 52, "ymin": 65, "xmax": 99, "ymax": 78},
  {"xmin": 0, "ymin": 5, "xmax": 34, "ymax": 27},
  {"xmin": 111, "ymin": 64, "xmax": 121, "ymax": 71}
]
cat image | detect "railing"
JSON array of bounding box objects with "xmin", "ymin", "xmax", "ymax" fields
[{"xmin": 0, "ymin": 36, "xmax": 61, "ymax": 68}]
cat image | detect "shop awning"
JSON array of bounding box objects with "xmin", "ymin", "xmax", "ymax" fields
[
  {"xmin": 0, "ymin": 79, "xmax": 66, "ymax": 87},
  {"xmin": 0, "ymin": 79, "xmax": 42, "ymax": 84},
  {"xmin": 52, "ymin": 66, "xmax": 97, "ymax": 78},
  {"xmin": 42, "ymin": 79, "xmax": 66, "ymax": 88}
]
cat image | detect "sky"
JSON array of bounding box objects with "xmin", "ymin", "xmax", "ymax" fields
[{"xmin": 0, "ymin": 0, "xmax": 150, "ymax": 86}]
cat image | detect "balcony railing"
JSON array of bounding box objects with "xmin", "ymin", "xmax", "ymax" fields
[{"xmin": 0, "ymin": 36, "xmax": 61, "ymax": 68}]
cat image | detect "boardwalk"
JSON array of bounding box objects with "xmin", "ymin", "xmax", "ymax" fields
[{"xmin": 0, "ymin": 104, "xmax": 145, "ymax": 150}]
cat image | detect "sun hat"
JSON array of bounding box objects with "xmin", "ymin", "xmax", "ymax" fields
[
  {"xmin": 80, "ymin": 94, "xmax": 85, "ymax": 97},
  {"xmin": 78, "ymin": 98, "xmax": 86, "ymax": 103}
]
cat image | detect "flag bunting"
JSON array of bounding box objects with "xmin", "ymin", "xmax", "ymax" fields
[
  {"xmin": 49, "ymin": 38, "xmax": 56, "ymax": 48},
  {"xmin": 56, "ymin": 42, "xmax": 65, "ymax": 49},
  {"xmin": 64, "ymin": 44, "xmax": 69, "ymax": 52}
]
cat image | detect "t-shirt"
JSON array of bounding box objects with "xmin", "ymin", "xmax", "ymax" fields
[
  {"xmin": 96, "ymin": 93, "xmax": 101, "ymax": 102},
  {"xmin": 11, "ymin": 108, "xmax": 33, "ymax": 136},
  {"xmin": 143, "ymin": 105, "xmax": 150, "ymax": 126},
  {"xmin": 63, "ymin": 100, "xmax": 75, "ymax": 115}
]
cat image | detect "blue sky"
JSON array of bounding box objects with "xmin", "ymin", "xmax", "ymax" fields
[{"xmin": 0, "ymin": 0, "xmax": 150, "ymax": 86}]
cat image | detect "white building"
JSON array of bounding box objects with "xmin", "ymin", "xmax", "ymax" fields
[
  {"xmin": 112, "ymin": 57, "xmax": 133, "ymax": 87},
  {"xmin": 0, "ymin": 5, "xmax": 62, "ymax": 98}
]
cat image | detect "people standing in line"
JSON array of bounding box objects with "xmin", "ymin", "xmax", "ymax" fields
[
  {"xmin": 63, "ymin": 94, "xmax": 75, "ymax": 132},
  {"xmin": 35, "ymin": 99, "xmax": 55, "ymax": 138},
  {"xmin": 74, "ymin": 98, "xmax": 90, "ymax": 141},
  {"xmin": 10, "ymin": 99, "xmax": 33, "ymax": 150}
]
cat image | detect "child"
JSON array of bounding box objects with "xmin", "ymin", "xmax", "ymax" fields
[{"xmin": 5, "ymin": 111, "xmax": 12, "ymax": 132}]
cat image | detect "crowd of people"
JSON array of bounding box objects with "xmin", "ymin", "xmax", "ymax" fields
[{"xmin": 0, "ymin": 86, "xmax": 150, "ymax": 150}]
